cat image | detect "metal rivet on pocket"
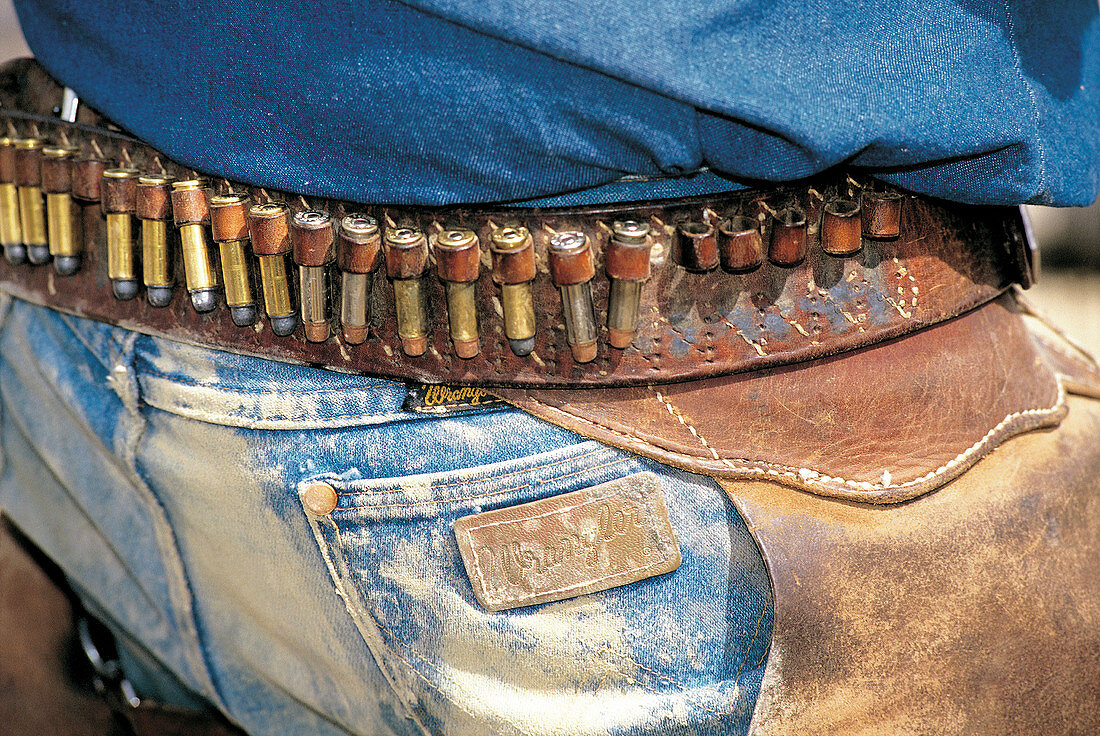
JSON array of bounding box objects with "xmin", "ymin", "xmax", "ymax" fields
[{"xmin": 302, "ymin": 481, "xmax": 338, "ymax": 516}]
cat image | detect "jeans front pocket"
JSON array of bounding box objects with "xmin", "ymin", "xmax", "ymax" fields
[{"xmin": 304, "ymin": 444, "xmax": 773, "ymax": 736}]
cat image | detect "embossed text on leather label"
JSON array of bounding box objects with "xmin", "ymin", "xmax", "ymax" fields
[{"xmin": 454, "ymin": 472, "xmax": 682, "ymax": 611}]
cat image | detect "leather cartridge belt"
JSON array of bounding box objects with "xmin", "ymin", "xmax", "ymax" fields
[{"xmin": 0, "ymin": 68, "xmax": 1034, "ymax": 388}]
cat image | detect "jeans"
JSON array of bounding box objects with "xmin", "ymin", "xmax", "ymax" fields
[{"xmin": 0, "ymin": 295, "xmax": 772, "ymax": 736}]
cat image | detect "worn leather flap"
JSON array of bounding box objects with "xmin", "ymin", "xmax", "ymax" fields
[{"xmin": 497, "ymin": 293, "xmax": 1075, "ymax": 503}]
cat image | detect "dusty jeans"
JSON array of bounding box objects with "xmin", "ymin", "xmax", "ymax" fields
[{"xmin": 0, "ymin": 295, "xmax": 772, "ymax": 736}]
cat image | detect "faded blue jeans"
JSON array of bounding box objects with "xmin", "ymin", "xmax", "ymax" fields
[{"xmin": 0, "ymin": 295, "xmax": 772, "ymax": 736}]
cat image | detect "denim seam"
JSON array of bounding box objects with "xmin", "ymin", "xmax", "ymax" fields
[
  {"xmin": 136, "ymin": 365, "xmax": 396, "ymax": 394},
  {"xmin": 336, "ymin": 446, "xmax": 609, "ymax": 497},
  {"xmin": 338, "ymin": 456, "xmax": 634, "ymax": 511},
  {"xmin": 137, "ymin": 398, "xmax": 416, "ymax": 430},
  {"xmin": 111, "ymin": 332, "xmax": 228, "ymax": 709},
  {"xmin": 55, "ymin": 312, "xmax": 117, "ymax": 373},
  {"xmin": 302, "ymin": 511, "xmax": 433, "ymax": 736}
]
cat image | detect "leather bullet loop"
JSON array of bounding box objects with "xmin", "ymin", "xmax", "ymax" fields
[
  {"xmin": 718, "ymin": 215, "xmax": 764, "ymax": 273},
  {"xmin": 861, "ymin": 190, "xmax": 904, "ymax": 239},
  {"xmin": 674, "ymin": 220, "xmax": 719, "ymax": 272},
  {"xmin": 821, "ymin": 198, "xmax": 862, "ymax": 257},
  {"xmin": 769, "ymin": 205, "xmax": 808, "ymax": 267}
]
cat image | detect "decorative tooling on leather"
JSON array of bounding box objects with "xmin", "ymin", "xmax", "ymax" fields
[
  {"xmin": 0, "ymin": 59, "xmax": 1028, "ymax": 387},
  {"xmin": 497, "ymin": 295, "xmax": 1081, "ymax": 502},
  {"xmin": 723, "ymin": 394, "xmax": 1100, "ymax": 735}
]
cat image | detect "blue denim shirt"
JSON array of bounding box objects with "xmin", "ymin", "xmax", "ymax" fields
[{"xmin": 13, "ymin": 0, "xmax": 1100, "ymax": 207}]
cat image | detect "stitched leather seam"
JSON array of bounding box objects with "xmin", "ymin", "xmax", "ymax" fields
[{"xmin": 519, "ymin": 381, "xmax": 1067, "ymax": 496}]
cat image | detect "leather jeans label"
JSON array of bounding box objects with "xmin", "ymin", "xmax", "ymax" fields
[{"xmin": 454, "ymin": 472, "xmax": 682, "ymax": 611}]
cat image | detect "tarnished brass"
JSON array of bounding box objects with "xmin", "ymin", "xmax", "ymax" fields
[
  {"xmin": 500, "ymin": 282, "xmax": 535, "ymax": 342},
  {"xmin": 292, "ymin": 210, "xmax": 334, "ymax": 342},
  {"xmin": 340, "ymin": 271, "xmax": 368, "ymax": 344},
  {"xmin": 385, "ymin": 226, "xmax": 429, "ymax": 356},
  {"xmin": 606, "ymin": 219, "xmax": 650, "ymax": 349},
  {"xmin": 298, "ymin": 264, "xmax": 328, "ymax": 341},
  {"xmin": 560, "ymin": 280, "xmax": 597, "ymax": 362},
  {"xmin": 445, "ymin": 281, "xmax": 478, "ymax": 354},
  {"xmin": 436, "ymin": 229, "xmax": 480, "ymax": 358},
  {"xmin": 549, "ymin": 231, "xmax": 597, "ymax": 363},
  {"xmin": 106, "ymin": 213, "xmax": 135, "ymax": 280},
  {"xmin": 607, "ymin": 280, "xmax": 642, "ymax": 347},
  {"xmin": 393, "ymin": 277, "xmax": 428, "ymax": 356},
  {"xmin": 454, "ymin": 472, "xmax": 682, "ymax": 612},
  {"xmin": 339, "ymin": 214, "xmax": 379, "ymax": 344}
]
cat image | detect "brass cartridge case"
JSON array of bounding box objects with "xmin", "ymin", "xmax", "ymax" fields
[
  {"xmin": 138, "ymin": 174, "xmax": 175, "ymax": 306},
  {"xmin": 18, "ymin": 184, "xmax": 47, "ymax": 250},
  {"xmin": 384, "ymin": 226, "xmax": 430, "ymax": 356},
  {"xmin": 338, "ymin": 214, "xmax": 380, "ymax": 344},
  {"xmin": 180, "ymin": 223, "xmax": 218, "ymax": 292},
  {"xmin": 340, "ymin": 271, "xmax": 369, "ymax": 344},
  {"xmin": 172, "ymin": 180, "xmax": 219, "ymax": 313},
  {"xmin": 500, "ymin": 282, "xmax": 536, "ymax": 345},
  {"xmin": 444, "ymin": 281, "xmax": 479, "ymax": 358},
  {"xmin": 490, "ymin": 225, "xmax": 536, "ymax": 356},
  {"xmin": 219, "ymin": 240, "xmax": 253, "ymax": 306},
  {"xmin": 258, "ymin": 254, "xmax": 295, "ymax": 335},
  {"xmin": 14, "ymin": 139, "xmax": 47, "ymax": 264},
  {"xmin": 248, "ymin": 202, "xmax": 297, "ymax": 336},
  {"xmin": 103, "ymin": 168, "xmax": 140, "ymax": 299},
  {"xmin": 606, "ymin": 280, "xmax": 642, "ymax": 349},
  {"xmin": 292, "ymin": 210, "xmax": 334, "ymax": 342},
  {"xmin": 548, "ymin": 231, "xmax": 597, "ymax": 363},
  {"xmin": 0, "ymin": 137, "xmax": 22, "ymax": 264},
  {"xmin": 45, "ymin": 192, "xmax": 75, "ymax": 255},
  {"xmin": 142, "ymin": 219, "xmax": 171, "ymax": 287},
  {"xmin": 106, "ymin": 212, "xmax": 136, "ymax": 281},
  {"xmin": 605, "ymin": 220, "xmax": 652, "ymax": 349},
  {"xmin": 433, "ymin": 229, "xmax": 480, "ymax": 358},
  {"xmin": 299, "ymin": 264, "xmax": 329, "ymax": 342},
  {"xmin": 42, "ymin": 147, "xmax": 80, "ymax": 274},
  {"xmin": 0, "ymin": 181, "xmax": 21, "ymax": 263},
  {"xmin": 559, "ymin": 281, "xmax": 598, "ymax": 364},
  {"xmin": 210, "ymin": 191, "xmax": 257, "ymax": 326},
  {"xmin": 393, "ymin": 276, "xmax": 428, "ymax": 356}
]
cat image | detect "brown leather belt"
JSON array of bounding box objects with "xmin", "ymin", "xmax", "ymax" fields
[{"xmin": 0, "ymin": 60, "xmax": 1035, "ymax": 388}]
